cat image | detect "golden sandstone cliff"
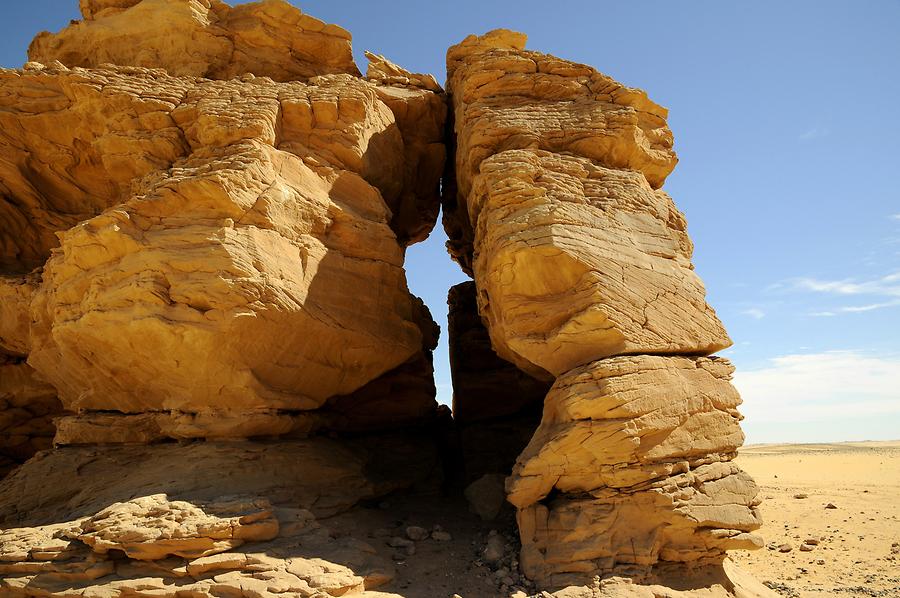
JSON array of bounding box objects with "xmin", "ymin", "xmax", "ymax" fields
[
  {"xmin": 0, "ymin": 2, "xmax": 771, "ymax": 597},
  {"xmin": 442, "ymin": 29, "xmax": 764, "ymax": 591}
]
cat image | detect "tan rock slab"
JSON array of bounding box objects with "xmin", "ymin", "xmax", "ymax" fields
[
  {"xmin": 507, "ymin": 356, "xmax": 747, "ymax": 507},
  {"xmin": 471, "ymin": 150, "xmax": 730, "ymax": 377}
]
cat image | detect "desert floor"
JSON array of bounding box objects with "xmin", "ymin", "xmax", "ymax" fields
[{"xmin": 732, "ymin": 441, "xmax": 900, "ymax": 597}]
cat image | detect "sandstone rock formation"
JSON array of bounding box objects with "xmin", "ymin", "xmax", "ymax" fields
[
  {"xmin": 0, "ymin": 274, "xmax": 66, "ymax": 476},
  {"xmin": 0, "ymin": 357, "xmax": 62, "ymax": 478},
  {"xmin": 1, "ymin": 2, "xmax": 447, "ymax": 594},
  {"xmin": 10, "ymin": 64, "xmax": 422, "ymax": 419},
  {"xmin": 31, "ymin": 0, "xmax": 361, "ymax": 81},
  {"xmin": 0, "ymin": 2, "xmax": 766, "ymax": 596},
  {"xmin": 443, "ymin": 30, "xmax": 762, "ymax": 590},
  {"xmin": 0, "ymin": 494, "xmax": 403, "ymax": 597},
  {"xmin": 444, "ymin": 30, "xmax": 730, "ymax": 379},
  {"xmin": 449, "ymin": 281, "xmax": 549, "ymax": 424},
  {"xmin": 0, "ymin": 21, "xmax": 446, "ymax": 431},
  {"xmin": 510, "ymin": 357, "xmax": 762, "ymax": 586}
]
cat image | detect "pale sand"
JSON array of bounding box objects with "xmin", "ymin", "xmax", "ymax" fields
[{"xmin": 732, "ymin": 441, "xmax": 900, "ymax": 596}]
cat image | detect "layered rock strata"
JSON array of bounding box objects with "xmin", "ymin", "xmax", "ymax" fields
[
  {"xmin": 510, "ymin": 357, "xmax": 762, "ymax": 586},
  {"xmin": 0, "ymin": 1, "xmax": 768, "ymax": 595},
  {"xmin": 0, "ymin": 274, "xmax": 66, "ymax": 476},
  {"xmin": 0, "ymin": 0, "xmax": 446, "ymax": 431},
  {"xmin": 444, "ymin": 30, "xmax": 761, "ymax": 588},
  {"xmin": 0, "ymin": 1, "xmax": 447, "ymax": 595},
  {"xmin": 0, "ymin": 494, "xmax": 402, "ymax": 597}
]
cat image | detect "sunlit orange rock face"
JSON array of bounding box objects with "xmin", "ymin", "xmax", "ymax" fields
[
  {"xmin": 444, "ymin": 29, "xmax": 762, "ymax": 588},
  {"xmin": 1, "ymin": 2, "xmax": 446, "ymax": 426},
  {"xmin": 0, "ymin": 2, "xmax": 765, "ymax": 596}
]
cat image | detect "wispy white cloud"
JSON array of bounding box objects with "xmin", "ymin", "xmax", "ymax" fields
[
  {"xmin": 794, "ymin": 272, "xmax": 900, "ymax": 297},
  {"xmin": 799, "ymin": 126, "xmax": 829, "ymax": 141},
  {"xmin": 891, "ymin": 213, "xmax": 900, "ymax": 221},
  {"xmin": 734, "ymin": 351, "xmax": 900, "ymax": 426},
  {"xmin": 741, "ymin": 308, "xmax": 766, "ymax": 319},
  {"xmin": 810, "ymin": 299, "xmax": 900, "ymax": 317},
  {"xmin": 789, "ymin": 271, "xmax": 900, "ymax": 315},
  {"xmin": 840, "ymin": 300, "xmax": 900, "ymax": 312}
]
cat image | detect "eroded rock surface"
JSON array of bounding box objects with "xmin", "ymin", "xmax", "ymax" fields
[
  {"xmin": 443, "ymin": 32, "xmax": 730, "ymax": 376},
  {"xmin": 0, "ymin": 1, "xmax": 767, "ymax": 595},
  {"xmin": 0, "ymin": 437, "xmax": 439, "ymax": 527},
  {"xmin": 0, "ymin": 4, "xmax": 448, "ymax": 594},
  {"xmin": 365, "ymin": 54, "xmax": 447, "ymax": 245},
  {"xmin": 448, "ymin": 281, "xmax": 548, "ymax": 485},
  {"xmin": 1, "ymin": 64, "xmax": 432, "ymax": 418},
  {"xmin": 0, "ymin": 494, "xmax": 401, "ymax": 597},
  {"xmin": 507, "ymin": 356, "xmax": 750, "ymax": 505},
  {"xmin": 509, "ymin": 357, "xmax": 762, "ymax": 585},
  {"xmin": 444, "ymin": 30, "xmax": 761, "ymax": 591},
  {"xmin": 31, "ymin": 0, "xmax": 360, "ymax": 81}
]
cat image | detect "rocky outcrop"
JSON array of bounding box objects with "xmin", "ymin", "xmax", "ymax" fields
[
  {"xmin": 444, "ymin": 30, "xmax": 730, "ymax": 378},
  {"xmin": 449, "ymin": 282, "xmax": 549, "ymax": 424},
  {"xmin": 1, "ymin": 60, "xmax": 440, "ymax": 421},
  {"xmin": 0, "ymin": 2, "xmax": 447, "ymax": 595},
  {"xmin": 0, "ymin": 494, "xmax": 402, "ymax": 597},
  {"xmin": 507, "ymin": 357, "xmax": 750, "ymax": 505},
  {"xmin": 365, "ymin": 54, "xmax": 447, "ymax": 246},
  {"xmin": 30, "ymin": 0, "xmax": 360, "ymax": 82},
  {"xmin": 0, "ymin": 437, "xmax": 439, "ymax": 527},
  {"xmin": 0, "ymin": 2, "xmax": 766, "ymax": 595},
  {"xmin": 444, "ymin": 30, "xmax": 761, "ymax": 590},
  {"xmin": 509, "ymin": 357, "xmax": 762, "ymax": 586},
  {"xmin": 0, "ymin": 274, "xmax": 66, "ymax": 477}
]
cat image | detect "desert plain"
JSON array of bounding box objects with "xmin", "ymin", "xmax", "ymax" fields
[{"xmin": 733, "ymin": 441, "xmax": 900, "ymax": 597}]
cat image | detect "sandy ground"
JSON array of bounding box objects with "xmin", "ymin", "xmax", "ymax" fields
[
  {"xmin": 317, "ymin": 442, "xmax": 900, "ymax": 597},
  {"xmin": 325, "ymin": 493, "xmax": 529, "ymax": 597},
  {"xmin": 732, "ymin": 441, "xmax": 900, "ymax": 597}
]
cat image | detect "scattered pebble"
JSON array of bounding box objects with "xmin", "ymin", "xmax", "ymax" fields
[
  {"xmin": 405, "ymin": 526, "xmax": 429, "ymax": 541},
  {"xmin": 388, "ymin": 536, "xmax": 414, "ymax": 549},
  {"xmin": 483, "ymin": 535, "xmax": 506, "ymax": 563}
]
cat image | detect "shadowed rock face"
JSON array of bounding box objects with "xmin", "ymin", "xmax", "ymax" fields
[
  {"xmin": 444, "ymin": 29, "xmax": 761, "ymax": 589},
  {"xmin": 0, "ymin": 3, "xmax": 767, "ymax": 597},
  {"xmin": 447, "ymin": 281, "xmax": 548, "ymax": 486}
]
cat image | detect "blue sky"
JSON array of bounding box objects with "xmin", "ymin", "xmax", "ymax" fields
[{"xmin": 2, "ymin": 1, "xmax": 898, "ymax": 443}]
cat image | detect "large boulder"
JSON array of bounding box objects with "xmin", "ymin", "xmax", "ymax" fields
[
  {"xmin": 508, "ymin": 357, "xmax": 762, "ymax": 584},
  {"xmin": 2, "ymin": 65, "xmax": 426, "ymax": 417},
  {"xmin": 443, "ymin": 31, "xmax": 729, "ymax": 376}
]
